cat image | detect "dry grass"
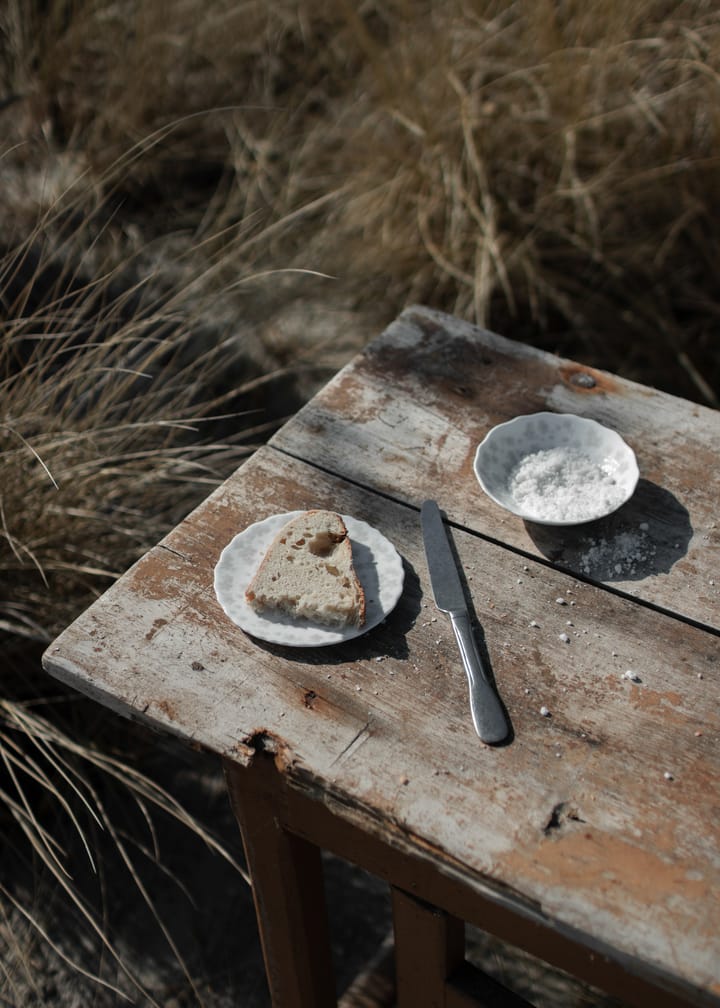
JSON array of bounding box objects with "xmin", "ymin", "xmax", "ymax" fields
[
  {"xmin": 0, "ymin": 223, "xmax": 281, "ymax": 642},
  {"xmin": 1, "ymin": 0, "xmax": 720, "ymax": 1002},
  {"xmin": 6, "ymin": 2, "xmax": 719, "ymax": 404},
  {"xmin": 0, "ymin": 53, "xmax": 302, "ymax": 1000},
  {"xmin": 0, "ymin": 185, "xmax": 289, "ymax": 1001},
  {"xmin": 10, "ymin": 0, "xmax": 714, "ymax": 402},
  {"xmin": 292, "ymin": 0, "xmax": 720, "ymax": 400},
  {"xmin": 0, "ymin": 686, "xmax": 248, "ymax": 1005}
]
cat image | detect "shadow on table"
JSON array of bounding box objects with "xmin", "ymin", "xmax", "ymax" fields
[{"xmin": 525, "ymin": 480, "xmax": 692, "ymax": 582}]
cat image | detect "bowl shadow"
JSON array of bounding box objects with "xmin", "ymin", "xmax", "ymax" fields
[{"xmin": 524, "ymin": 480, "xmax": 692, "ymax": 582}]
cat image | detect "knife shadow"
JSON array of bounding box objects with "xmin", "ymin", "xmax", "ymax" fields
[{"xmin": 444, "ymin": 525, "xmax": 515, "ymax": 747}]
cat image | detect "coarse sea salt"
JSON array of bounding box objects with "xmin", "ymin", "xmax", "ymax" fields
[
  {"xmin": 509, "ymin": 447, "xmax": 625, "ymax": 523},
  {"xmin": 577, "ymin": 528, "xmax": 656, "ymax": 578}
]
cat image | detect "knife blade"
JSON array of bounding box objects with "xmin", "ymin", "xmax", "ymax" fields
[{"xmin": 421, "ymin": 500, "xmax": 508, "ymax": 744}]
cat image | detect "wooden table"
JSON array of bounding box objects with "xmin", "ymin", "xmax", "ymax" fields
[{"xmin": 43, "ymin": 306, "xmax": 720, "ymax": 1008}]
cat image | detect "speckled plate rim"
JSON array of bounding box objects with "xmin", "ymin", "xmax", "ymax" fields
[
  {"xmin": 214, "ymin": 511, "xmax": 405, "ymax": 646},
  {"xmin": 473, "ymin": 412, "xmax": 640, "ymax": 526}
]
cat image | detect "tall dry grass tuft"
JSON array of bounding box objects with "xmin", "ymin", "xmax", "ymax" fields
[
  {"xmin": 0, "ymin": 203, "xmax": 301, "ymax": 998},
  {"xmin": 0, "ymin": 123, "xmax": 295, "ymax": 1000},
  {"xmin": 0, "ymin": 225, "xmax": 279, "ymax": 643},
  {"xmin": 8, "ymin": 1, "xmax": 720, "ymax": 405},
  {"xmin": 294, "ymin": 0, "xmax": 720, "ymax": 401},
  {"xmin": 0, "ymin": 683, "xmax": 249, "ymax": 1005}
]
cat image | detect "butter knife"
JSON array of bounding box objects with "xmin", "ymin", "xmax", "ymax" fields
[{"xmin": 421, "ymin": 500, "xmax": 508, "ymax": 744}]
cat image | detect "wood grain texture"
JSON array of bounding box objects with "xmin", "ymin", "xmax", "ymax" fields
[
  {"xmin": 43, "ymin": 307, "xmax": 720, "ymax": 1005},
  {"xmin": 271, "ymin": 306, "xmax": 719, "ymax": 630}
]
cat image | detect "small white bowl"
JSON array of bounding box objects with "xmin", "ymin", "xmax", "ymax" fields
[{"xmin": 473, "ymin": 412, "xmax": 639, "ymax": 526}]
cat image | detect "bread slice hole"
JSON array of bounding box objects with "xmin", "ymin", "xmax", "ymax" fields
[{"xmin": 308, "ymin": 531, "xmax": 345, "ymax": 557}]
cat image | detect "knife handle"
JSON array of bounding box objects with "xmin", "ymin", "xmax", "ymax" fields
[{"xmin": 449, "ymin": 612, "xmax": 508, "ymax": 744}]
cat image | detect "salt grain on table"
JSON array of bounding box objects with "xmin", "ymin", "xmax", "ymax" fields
[
  {"xmin": 622, "ymin": 670, "xmax": 642, "ymax": 683},
  {"xmin": 577, "ymin": 527, "xmax": 656, "ymax": 578},
  {"xmin": 509, "ymin": 447, "xmax": 626, "ymax": 523}
]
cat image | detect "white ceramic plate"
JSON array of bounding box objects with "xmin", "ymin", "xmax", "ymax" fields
[
  {"xmin": 474, "ymin": 412, "xmax": 639, "ymax": 526},
  {"xmin": 214, "ymin": 511, "xmax": 405, "ymax": 646}
]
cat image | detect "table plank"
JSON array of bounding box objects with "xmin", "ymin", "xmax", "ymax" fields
[
  {"xmin": 271, "ymin": 306, "xmax": 720, "ymax": 631},
  {"xmin": 44, "ymin": 447, "xmax": 720, "ymax": 1004}
]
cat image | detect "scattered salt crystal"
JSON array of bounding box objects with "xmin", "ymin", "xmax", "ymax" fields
[
  {"xmin": 509, "ymin": 447, "xmax": 626, "ymax": 522},
  {"xmin": 540, "ymin": 706, "xmax": 551, "ymax": 717},
  {"xmin": 577, "ymin": 527, "xmax": 656, "ymax": 579},
  {"xmin": 559, "ymin": 632, "xmax": 570, "ymax": 643},
  {"xmin": 622, "ymin": 670, "xmax": 642, "ymax": 683}
]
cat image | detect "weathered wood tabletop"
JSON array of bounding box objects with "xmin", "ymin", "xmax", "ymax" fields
[{"xmin": 44, "ymin": 306, "xmax": 720, "ymax": 1006}]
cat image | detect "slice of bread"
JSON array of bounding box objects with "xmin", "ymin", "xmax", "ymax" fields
[{"xmin": 245, "ymin": 510, "xmax": 366, "ymax": 627}]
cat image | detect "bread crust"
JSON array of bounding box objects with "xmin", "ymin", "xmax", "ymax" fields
[{"xmin": 245, "ymin": 510, "xmax": 366, "ymax": 627}]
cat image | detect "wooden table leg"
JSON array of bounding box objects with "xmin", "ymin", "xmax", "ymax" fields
[
  {"xmin": 391, "ymin": 886, "xmax": 465, "ymax": 1007},
  {"xmin": 224, "ymin": 751, "xmax": 337, "ymax": 1008},
  {"xmin": 391, "ymin": 888, "xmax": 537, "ymax": 1008}
]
